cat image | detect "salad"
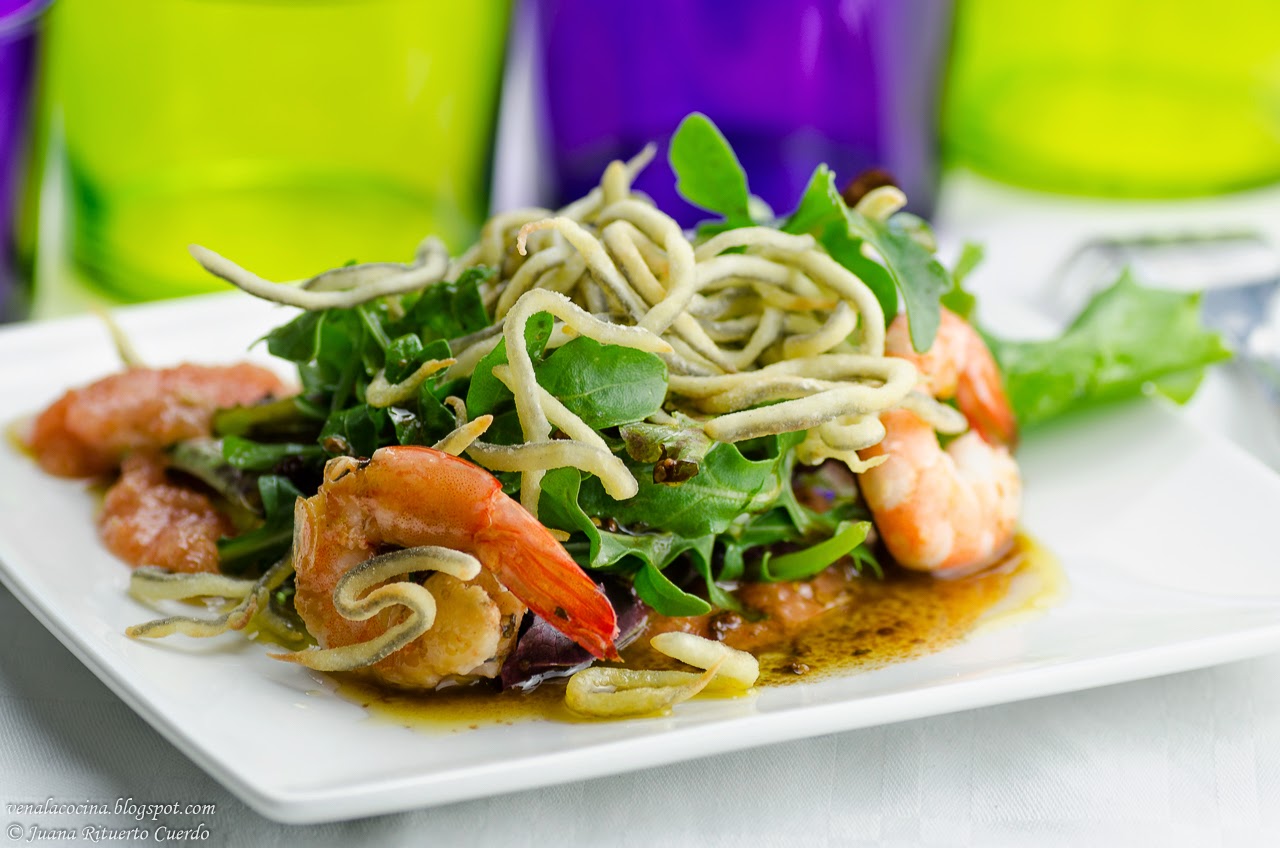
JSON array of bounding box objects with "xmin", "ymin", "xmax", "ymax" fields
[{"xmin": 24, "ymin": 114, "xmax": 1229, "ymax": 718}]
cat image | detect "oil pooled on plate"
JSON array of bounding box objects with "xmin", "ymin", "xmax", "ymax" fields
[{"xmin": 332, "ymin": 533, "xmax": 1062, "ymax": 730}]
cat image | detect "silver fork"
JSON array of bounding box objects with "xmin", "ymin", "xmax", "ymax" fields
[{"xmin": 1051, "ymin": 232, "xmax": 1280, "ymax": 405}]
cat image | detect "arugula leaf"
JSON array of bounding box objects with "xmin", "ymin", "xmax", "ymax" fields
[
  {"xmin": 821, "ymin": 227, "xmax": 900, "ymax": 323},
  {"xmin": 356, "ymin": 303, "xmax": 392, "ymax": 354},
  {"xmin": 577, "ymin": 434, "xmax": 800, "ymax": 538},
  {"xmin": 782, "ymin": 164, "xmax": 846, "ymax": 236},
  {"xmin": 783, "ymin": 164, "xmax": 951, "ymax": 348},
  {"xmin": 634, "ymin": 563, "xmax": 713, "ymax": 617},
  {"xmin": 718, "ymin": 509, "xmax": 793, "ymax": 583},
  {"xmin": 384, "ymin": 333, "xmax": 426, "ymax": 383},
  {"xmin": 849, "ymin": 544, "xmax": 884, "ymax": 580},
  {"xmin": 221, "ymin": 435, "xmax": 324, "ymax": 472},
  {"xmin": 466, "ymin": 312, "xmax": 554, "ymax": 418},
  {"xmin": 287, "ymin": 309, "xmax": 367, "ymax": 409},
  {"xmin": 264, "ymin": 310, "xmax": 325, "ymax": 363},
  {"xmin": 417, "ymin": 377, "xmax": 463, "ymax": 434},
  {"xmin": 668, "ymin": 112, "xmax": 752, "ymax": 227},
  {"xmin": 217, "ymin": 475, "xmax": 303, "ymax": 575},
  {"xmin": 953, "ymin": 242, "xmax": 984, "ymax": 288},
  {"xmin": 941, "ymin": 242, "xmax": 983, "ymax": 320},
  {"xmin": 620, "ymin": 418, "xmax": 713, "ymax": 483},
  {"xmin": 539, "ymin": 468, "xmax": 703, "ymax": 565},
  {"xmin": 212, "ymin": 396, "xmax": 322, "ymax": 441},
  {"xmin": 319, "ymin": 405, "xmax": 390, "ymax": 457},
  {"xmin": 383, "ymin": 368, "xmax": 466, "ymax": 449},
  {"xmin": 887, "ymin": 212, "xmax": 939, "ymax": 252},
  {"xmin": 845, "ymin": 208, "xmax": 950, "ymax": 352},
  {"xmin": 718, "ymin": 458, "xmax": 872, "ymax": 583},
  {"xmin": 168, "ymin": 439, "xmax": 262, "ymax": 513},
  {"xmin": 396, "ymin": 266, "xmax": 492, "ymax": 342},
  {"xmin": 758, "ymin": 520, "xmax": 870, "ymax": 582},
  {"xmin": 989, "ymin": 272, "xmax": 1232, "ymax": 427},
  {"xmin": 782, "ymin": 165, "xmax": 899, "ymax": 322},
  {"xmin": 539, "ymin": 436, "xmax": 876, "ymax": 614},
  {"xmin": 536, "ymin": 337, "xmax": 668, "ymax": 430},
  {"xmin": 539, "ymin": 467, "xmax": 723, "ymax": 615}
]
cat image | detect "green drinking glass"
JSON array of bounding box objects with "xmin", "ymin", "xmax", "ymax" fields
[
  {"xmin": 943, "ymin": 0, "xmax": 1280, "ymax": 196},
  {"xmin": 42, "ymin": 0, "xmax": 510, "ymax": 301}
]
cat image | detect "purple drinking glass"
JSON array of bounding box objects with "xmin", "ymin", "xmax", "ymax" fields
[
  {"xmin": 534, "ymin": 0, "xmax": 952, "ymax": 227},
  {"xmin": 0, "ymin": 0, "xmax": 47, "ymax": 320}
]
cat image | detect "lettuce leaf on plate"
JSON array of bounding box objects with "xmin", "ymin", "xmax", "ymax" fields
[{"xmin": 989, "ymin": 272, "xmax": 1232, "ymax": 428}]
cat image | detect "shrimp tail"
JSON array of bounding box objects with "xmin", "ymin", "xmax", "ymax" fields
[
  {"xmin": 886, "ymin": 308, "xmax": 1019, "ymax": 449},
  {"xmin": 479, "ymin": 495, "xmax": 621, "ymax": 660},
  {"xmin": 957, "ymin": 363, "xmax": 1019, "ymax": 449}
]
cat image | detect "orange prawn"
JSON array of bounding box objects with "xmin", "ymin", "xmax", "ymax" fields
[
  {"xmin": 288, "ymin": 445, "xmax": 619, "ymax": 689},
  {"xmin": 99, "ymin": 452, "xmax": 234, "ymax": 575},
  {"xmin": 859, "ymin": 308, "xmax": 1021, "ymax": 572},
  {"xmin": 29, "ymin": 363, "xmax": 286, "ymax": 478}
]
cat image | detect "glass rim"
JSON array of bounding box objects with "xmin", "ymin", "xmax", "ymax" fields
[{"xmin": 0, "ymin": 0, "xmax": 54, "ymax": 40}]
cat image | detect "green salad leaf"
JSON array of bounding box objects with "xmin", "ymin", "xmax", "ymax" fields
[
  {"xmin": 989, "ymin": 272, "xmax": 1232, "ymax": 427},
  {"xmin": 850, "ymin": 210, "xmax": 950, "ymax": 351},
  {"xmin": 781, "ymin": 164, "xmax": 846, "ymax": 236},
  {"xmin": 217, "ymin": 475, "xmax": 303, "ymax": 575},
  {"xmin": 783, "ymin": 164, "xmax": 950, "ymax": 351},
  {"xmin": 758, "ymin": 520, "xmax": 871, "ymax": 583},
  {"xmin": 466, "ymin": 312, "xmax": 554, "ymax": 418},
  {"xmin": 619, "ymin": 418, "xmax": 713, "ymax": 483},
  {"xmin": 536, "ymin": 337, "xmax": 668, "ymax": 430},
  {"xmin": 716, "ymin": 460, "xmax": 876, "ymax": 586},
  {"xmin": 941, "ymin": 242, "xmax": 983, "ymax": 321},
  {"xmin": 221, "ymin": 435, "xmax": 323, "ymax": 472},
  {"xmin": 783, "ymin": 165, "xmax": 899, "ymax": 323},
  {"xmin": 634, "ymin": 563, "xmax": 714, "ymax": 617},
  {"xmin": 394, "ymin": 266, "xmax": 492, "ymax": 342},
  {"xmin": 167, "ymin": 438, "xmax": 263, "ymax": 513},
  {"xmin": 577, "ymin": 433, "xmax": 801, "ymax": 539},
  {"xmin": 536, "ymin": 467, "xmax": 717, "ymax": 615},
  {"xmin": 537, "ymin": 435, "xmax": 814, "ymax": 615},
  {"xmin": 319, "ymin": 405, "xmax": 390, "ymax": 458},
  {"xmin": 263, "ymin": 310, "xmax": 326, "ymax": 363},
  {"xmin": 668, "ymin": 112, "xmax": 753, "ymax": 228},
  {"xmin": 212, "ymin": 396, "xmax": 323, "ymax": 441}
]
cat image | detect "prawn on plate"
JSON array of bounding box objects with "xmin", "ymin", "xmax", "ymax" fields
[
  {"xmin": 99, "ymin": 452, "xmax": 234, "ymax": 575},
  {"xmin": 28, "ymin": 363, "xmax": 286, "ymax": 478},
  {"xmin": 25, "ymin": 362, "xmax": 286, "ymax": 573},
  {"xmin": 282, "ymin": 445, "xmax": 620, "ymax": 689},
  {"xmin": 858, "ymin": 308, "xmax": 1021, "ymax": 573}
]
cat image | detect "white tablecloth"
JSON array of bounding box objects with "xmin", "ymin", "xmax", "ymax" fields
[{"xmin": 8, "ymin": 60, "xmax": 1280, "ymax": 842}]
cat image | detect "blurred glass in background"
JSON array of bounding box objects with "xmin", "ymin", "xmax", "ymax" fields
[
  {"xmin": 945, "ymin": 0, "xmax": 1280, "ymax": 196},
  {"xmin": 0, "ymin": 0, "xmax": 48, "ymax": 319},
  {"xmin": 534, "ymin": 0, "xmax": 953, "ymax": 226},
  {"xmin": 29, "ymin": 0, "xmax": 510, "ymax": 303}
]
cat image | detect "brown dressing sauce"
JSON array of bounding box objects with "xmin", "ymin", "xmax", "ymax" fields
[{"xmin": 330, "ymin": 533, "xmax": 1063, "ymax": 731}]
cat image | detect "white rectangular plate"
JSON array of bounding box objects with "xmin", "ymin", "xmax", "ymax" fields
[{"xmin": 2, "ymin": 293, "xmax": 1280, "ymax": 824}]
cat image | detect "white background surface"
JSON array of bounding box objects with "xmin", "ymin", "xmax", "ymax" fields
[{"xmin": 5, "ymin": 22, "xmax": 1280, "ymax": 847}]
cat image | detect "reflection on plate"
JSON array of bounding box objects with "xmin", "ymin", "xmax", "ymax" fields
[{"xmin": 1, "ymin": 293, "xmax": 1278, "ymax": 824}]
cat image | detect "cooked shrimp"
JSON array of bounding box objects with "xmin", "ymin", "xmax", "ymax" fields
[
  {"xmin": 858, "ymin": 309, "xmax": 1021, "ymax": 572},
  {"xmin": 289, "ymin": 445, "xmax": 619, "ymax": 689},
  {"xmin": 883, "ymin": 308, "xmax": 1017, "ymax": 447},
  {"xmin": 28, "ymin": 363, "xmax": 286, "ymax": 478},
  {"xmin": 100, "ymin": 452, "xmax": 235, "ymax": 574}
]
